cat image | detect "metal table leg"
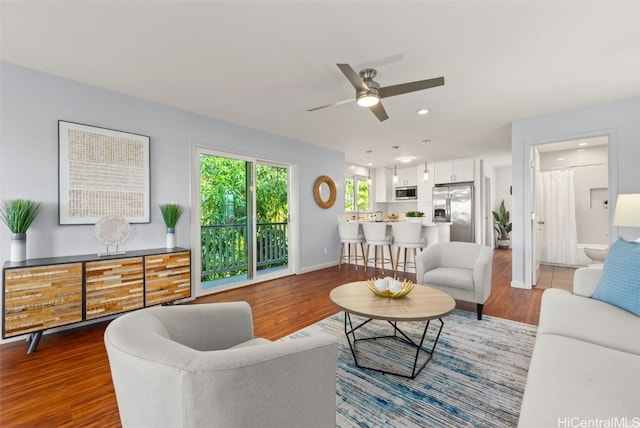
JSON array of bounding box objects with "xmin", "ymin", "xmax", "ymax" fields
[{"xmin": 343, "ymin": 312, "xmax": 445, "ymax": 379}]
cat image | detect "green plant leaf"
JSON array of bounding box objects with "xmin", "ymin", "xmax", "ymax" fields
[
  {"xmin": 0, "ymin": 199, "xmax": 41, "ymax": 233},
  {"xmin": 159, "ymin": 203, "xmax": 183, "ymax": 228}
]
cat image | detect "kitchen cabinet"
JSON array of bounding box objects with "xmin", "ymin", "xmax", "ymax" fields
[
  {"xmin": 375, "ymin": 167, "xmax": 393, "ymax": 202},
  {"xmin": 394, "ymin": 166, "xmax": 417, "ymax": 187},
  {"xmin": 433, "ymin": 158, "xmax": 475, "ymax": 184},
  {"xmin": 3, "ymin": 248, "xmax": 191, "ymax": 353}
]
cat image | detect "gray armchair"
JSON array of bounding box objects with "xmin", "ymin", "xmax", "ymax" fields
[
  {"xmin": 104, "ymin": 302, "xmax": 338, "ymax": 428},
  {"xmin": 415, "ymin": 242, "xmax": 493, "ymax": 320}
]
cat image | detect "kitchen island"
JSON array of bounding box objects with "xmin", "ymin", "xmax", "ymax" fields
[{"xmin": 338, "ymin": 218, "xmax": 451, "ymax": 273}]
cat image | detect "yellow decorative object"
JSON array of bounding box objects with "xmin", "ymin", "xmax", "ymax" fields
[{"xmin": 367, "ymin": 278, "xmax": 415, "ymax": 298}]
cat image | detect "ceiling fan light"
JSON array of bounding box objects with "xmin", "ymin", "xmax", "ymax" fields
[{"xmin": 357, "ymin": 93, "xmax": 379, "ymax": 107}]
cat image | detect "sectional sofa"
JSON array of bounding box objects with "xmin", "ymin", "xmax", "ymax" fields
[{"xmin": 518, "ymin": 265, "xmax": 640, "ymax": 426}]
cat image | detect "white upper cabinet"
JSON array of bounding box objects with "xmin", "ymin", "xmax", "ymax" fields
[
  {"xmin": 433, "ymin": 158, "xmax": 475, "ymax": 184},
  {"xmin": 375, "ymin": 167, "xmax": 393, "ymax": 202},
  {"xmin": 394, "ymin": 166, "xmax": 417, "ymax": 187}
]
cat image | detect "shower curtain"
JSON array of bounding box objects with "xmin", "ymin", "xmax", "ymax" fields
[{"xmin": 539, "ymin": 168, "xmax": 580, "ymax": 265}]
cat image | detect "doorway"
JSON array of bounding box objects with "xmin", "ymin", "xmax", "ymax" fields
[
  {"xmin": 193, "ymin": 147, "xmax": 294, "ymax": 296},
  {"xmin": 530, "ymin": 136, "xmax": 609, "ymax": 286}
]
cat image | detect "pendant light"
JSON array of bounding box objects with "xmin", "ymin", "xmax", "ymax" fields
[
  {"xmin": 393, "ymin": 164, "xmax": 398, "ymax": 184},
  {"xmin": 423, "ymin": 161, "xmax": 430, "ymax": 182}
]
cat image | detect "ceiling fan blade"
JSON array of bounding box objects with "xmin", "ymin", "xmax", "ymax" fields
[
  {"xmin": 369, "ymin": 102, "xmax": 389, "ymax": 122},
  {"xmin": 337, "ymin": 63, "xmax": 369, "ymax": 92},
  {"xmin": 379, "ymin": 76, "xmax": 445, "ymax": 99},
  {"xmin": 306, "ymin": 98, "xmax": 354, "ymax": 112}
]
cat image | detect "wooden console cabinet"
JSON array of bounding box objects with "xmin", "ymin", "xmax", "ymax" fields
[{"xmin": 2, "ymin": 248, "xmax": 191, "ymax": 353}]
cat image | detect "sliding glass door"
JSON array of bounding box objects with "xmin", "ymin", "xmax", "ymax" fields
[
  {"xmin": 195, "ymin": 148, "xmax": 293, "ymax": 294},
  {"xmin": 255, "ymin": 162, "xmax": 289, "ymax": 276}
]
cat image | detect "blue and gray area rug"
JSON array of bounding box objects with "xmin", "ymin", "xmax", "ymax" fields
[{"xmin": 287, "ymin": 310, "xmax": 537, "ymax": 427}]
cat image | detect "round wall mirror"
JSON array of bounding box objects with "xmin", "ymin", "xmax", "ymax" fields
[{"xmin": 313, "ymin": 175, "xmax": 336, "ymax": 209}]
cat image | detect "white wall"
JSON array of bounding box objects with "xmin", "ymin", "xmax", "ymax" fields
[
  {"xmin": 511, "ymin": 96, "xmax": 640, "ymax": 288},
  {"xmin": 0, "ymin": 61, "xmax": 345, "ymax": 275},
  {"xmin": 494, "ymin": 166, "xmax": 512, "ymax": 215}
]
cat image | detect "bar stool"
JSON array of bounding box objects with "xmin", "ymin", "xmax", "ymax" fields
[
  {"xmin": 392, "ymin": 222, "xmax": 426, "ymax": 276},
  {"xmin": 362, "ymin": 222, "xmax": 394, "ymax": 275},
  {"xmin": 338, "ymin": 222, "xmax": 366, "ymax": 270}
]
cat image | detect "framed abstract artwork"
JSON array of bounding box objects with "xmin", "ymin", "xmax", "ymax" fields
[{"xmin": 58, "ymin": 121, "xmax": 150, "ymax": 224}]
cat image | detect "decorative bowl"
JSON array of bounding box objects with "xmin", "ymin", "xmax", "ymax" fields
[{"xmin": 367, "ymin": 277, "xmax": 415, "ymax": 298}]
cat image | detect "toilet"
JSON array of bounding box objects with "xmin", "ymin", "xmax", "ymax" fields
[{"xmin": 583, "ymin": 246, "xmax": 609, "ymax": 267}]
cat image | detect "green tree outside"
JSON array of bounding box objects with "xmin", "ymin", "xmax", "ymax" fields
[
  {"xmin": 200, "ymin": 155, "xmax": 289, "ymax": 282},
  {"xmin": 200, "ymin": 156, "xmax": 288, "ymax": 224}
]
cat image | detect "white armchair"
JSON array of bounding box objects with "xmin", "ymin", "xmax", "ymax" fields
[
  {"xmin": 104, "ymin": 302, "xmax": 338, "ymax": 428},
  {"xmin": 415, "ymin": 242, "xmax": 493, "ymax": 320}
]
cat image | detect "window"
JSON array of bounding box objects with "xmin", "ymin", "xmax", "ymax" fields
[{"xmin": 344, "ymin": 175, "xmax": 370, "ymax": 212}]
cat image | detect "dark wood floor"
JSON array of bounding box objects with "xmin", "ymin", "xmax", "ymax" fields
[{"xmin": 0, "ymin": 249, "xmax": 542, "ymax": 428}]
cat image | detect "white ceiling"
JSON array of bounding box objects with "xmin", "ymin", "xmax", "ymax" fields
[{"xmin": 1, "ymin": 1, "xmax": 639, "ymax": 169}]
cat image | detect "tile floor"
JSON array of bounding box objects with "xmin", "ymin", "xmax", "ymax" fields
[{"xmin": 535, "ymin": 264, "xmax": 577, "ymax": 292}]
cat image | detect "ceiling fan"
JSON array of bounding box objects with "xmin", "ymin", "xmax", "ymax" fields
[{"xmin": 308, "ymin": 63, "xmax": 445, "ymax": 121}]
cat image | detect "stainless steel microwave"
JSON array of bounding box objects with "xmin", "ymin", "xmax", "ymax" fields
[{"xmin": 395, "ymin": 186, "xmax": 417, "ymax": 200}]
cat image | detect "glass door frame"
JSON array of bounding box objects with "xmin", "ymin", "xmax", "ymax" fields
[{"xmin": 191, "ymin": 146, "xmax": 298, "ymax": 297}]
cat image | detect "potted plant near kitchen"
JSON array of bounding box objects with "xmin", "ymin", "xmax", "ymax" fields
[
  {"xmin": 0, "ymin": 199, "xmax": 42, "ymax": 262},
  {"xmin": 405, "ymin": 211, "xmax": 425, "ymax": 223},
  {"xmin": 159, "ymin": 203, "xmax": 183, "ymax": 248},
  {"xmin": 492, "ymin": 200, "xmax": 512, "ymax": 249}
]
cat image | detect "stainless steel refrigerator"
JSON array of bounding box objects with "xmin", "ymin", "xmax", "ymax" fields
[{"xmin": 432, "ymin": 182, "xmax": 474, "ymax": 242}]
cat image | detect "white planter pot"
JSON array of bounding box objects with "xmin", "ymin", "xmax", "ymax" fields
[
  {"xmin": 407, "ymin": 217, "xmax": 424, "ymax": 223},
  {"xmin": 166, "ymin": 228, "xmax": 176, "ymax": 248},
  {"xmin": 10, "ymin": 233, "xmax": 27, "ymax": 262},
  {"xmin": 497, "ymin": 238, "xmax": 511, "ymax": 249}
]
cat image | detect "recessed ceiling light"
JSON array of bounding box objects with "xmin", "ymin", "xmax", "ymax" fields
[
  {"xmin": 396, "ymin": 156, "xmax": 416, "ymax": 163},
  {"xmin": 557, "ymin": 157, "xmax": 565, "ymax": 161},
  {"xmin": 578, "ymin": 142, "xmax": 589, "ymax": 146},
  {"xmin": 416, "ymin": 109, "xmax": 430, "ymax": 115},
  {"xmin": 577, "ymin": 149, "xmax": 585, "ymax": 152},
  {"xmin": 367, "ymin": 162, "xmax": 373, "ymax": 166}
]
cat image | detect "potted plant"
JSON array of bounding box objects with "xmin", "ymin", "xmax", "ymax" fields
[
  {"xmin": 492, "ymin": 200, "xmax": 512, "ymax": 249},
  {"xmin": 0, "ymin": 199, "xmax": 42, "ymax": 262},
  {"xmin": 159, "ymin": 203, "xmax": 183, "ymax": 248},
  {"xmin": 405, "ymin": 211, "xmax": 425, "ymax": 223}
]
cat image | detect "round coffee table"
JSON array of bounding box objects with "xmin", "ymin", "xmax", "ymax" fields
[{"xmin": 330, "ymin": 281, "xmax": 455, "ymax": 379}]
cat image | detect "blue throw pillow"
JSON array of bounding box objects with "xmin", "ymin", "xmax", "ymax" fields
[{"xmin": 591, "ymin": 238, "xmax": 640, "ymax": 316}]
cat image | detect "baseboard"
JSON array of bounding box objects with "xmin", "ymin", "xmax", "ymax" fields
[
  {"xmin": 511, "ymin": 280, "xmax": 529, "ymax": 289},
  {"xmin": 299, "ymin": 261, "xmax": 339, "ymax": 274}
]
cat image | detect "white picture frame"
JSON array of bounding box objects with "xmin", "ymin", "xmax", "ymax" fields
[{"xmin": 58, "ymin": 120, "xmax": 150, "ymax": 224}]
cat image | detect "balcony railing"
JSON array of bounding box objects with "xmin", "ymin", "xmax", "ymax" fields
[{"xmin": 201, "ymin": 222, "xmax": 288, "ymax": 279}]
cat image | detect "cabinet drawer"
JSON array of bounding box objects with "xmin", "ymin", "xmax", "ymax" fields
[
  {"xmin": 144, "ymin": 252, "xmax": 191, "ymax": 306},
  {"xmin": 85, "ymin": 257, "xmax": 144, "ymax": 319},
  {"xmin": 3, "ymin": 263, "xmax": 83, "ymax": 337}
]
